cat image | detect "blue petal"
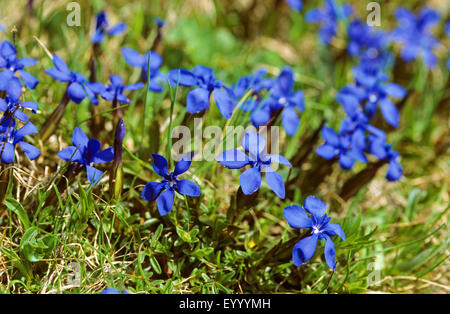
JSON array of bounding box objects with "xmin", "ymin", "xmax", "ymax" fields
[
  {"xmin": 241, "ymin": 131, "xmax": 266, "ymax": 157},
  {"xmin": 265, "ymin": 170, "xmax": 285, "ymax": 198},
  {"xmin": 286, "ymin": 0, "xmax": 303, "ymax": 12},
  {"xmin": 186, "ymin": 88, "xmax": 210, "ymax": 114},
  {"xmin": 292, "ymin": 234, "xmax": 318, "ymax": 266},
  {"xmin": 177, "ymin": 179, "xmax": 201, "ymax": 197},
  {"xmin": 239, "ymin": 167, "xmax": 261, "ymax": 195},
  {"xmin": 92, "ymin": 30, "xmax": 104, "ymax": 44},
  {"xmin": 276, "ymin": 66, "xmax": 294, "ymax": 95},
  {"xmin": 15, "ymin": 122, "xmax": 38, "ymax": 137},
  {"xmin": 156, "ymin": 189, "xmax": 175, "ymax": 216},
  {"xmin": 339, "ymin": 153, "xmax": 355, "ymax": 170},
  {"xmin": 323, "ymin": 235, "xmax": 336, "ymax": 270},
  {"xmin": 304, "ymin": 196, "xmax": 327, "ymax": 217},
  {"xmin": 19, "ymin": 70, "xmax": 39, "ymax": 89},
  {"xmin": 173, "ymin": 152, "xmax": 193, "ymax": 175},
  {"xmin": 269, "ymin": 154, "xmax": 292, "ymax": 166},
  {"xmin": 86, "ymin": 165, "xmax": 104, "ymax": 186},
  {"xmin": 107, "ymin": 22, "xmax": 126, "ymax": 36},
  {"xmin": 18, "ymin": 141, "xmax": 40, "ymax": 161},
  {"xmin": 67, "ymin": 82, "xmax": 86, "ymax": 104},
  {"xmin": 152, "ymin": 154, "xmax": 169, "ymax": 177},
  {"xmin": 0, "ymin": 142, "xmax": 15, "ymax": 163},
  {"xmin": 20, "ymin": 101, "xmax": 38, "ymax": 113},
  {"xmin": 383, "ymin": 83, "xmax": 406, "ymax": 99},
  {"xmin": 57, "ymin": 146, "xmax": 83, "ymax": 162},
  {"xmin": 7, "ymin": 76, "xmax": 22, "ymax": 101},
  {"xmin": 72, "ymin": 127, "xmax": 89, "ymax": 150},
  {"xmin": 52, "ymin": 54, "xmax": 71, "ymax": 74},
  {"xmin": 148, "ymin": 78, "xmax": 164, "ymax": 92},
  {"xmin": 216, "ymin": 149, "xmax": 249, "ymax": 169},
  {"xmin": 316, "ymin": 144, "xmax": 338, "ymax": 160},
  {"xmin": 168, "ymin": 69, "xmax": 197, "ymax": 87},
  {"xmin": 92, "ymin": 147, "xmax": 114, "ymax": 164},
  {"xmin": 321, "ymin": 126, "xmax": 339, "ymax": 146},
  {"xmin": 213, "ymin": 89, "xmax": 234, "ymax": 119},
  {"xmin": 379, "ymin": 97, "xmax": 399, "ymax": 128},
  {"xmin": 121, "ymin": 47, "xmax": 144, "ymax": 68},
  {"xmin": 124, "ymin": 82, "xmax": 144, "ymax": 91},
  {"xmin": 323, "ymin": 222, "xmax": 346, "ymax": 241},
  {"xmin": 45, "ymin": 68, "xmax": 73, "ymax": 82},
  {"xmin": 250, "ymin": 109, "xmax": 270, "ymax": 127},
  {"xmin": 141, "ymin": 182, "xmax": 165, "ymax": 202},
  {"xmin": 87, "ymin": 138, "xmax": 101, "ymax": 156},
  {"xmin": 281, "ymin": 106, "xmax": 300, "ymax": 136},
  {"xmin": 386, "ymin": 160, "xmax": 402, "ymax": 181},
  {"xmin": 283, "ymin": 205, "xmax": 312, "ymax": 229}
]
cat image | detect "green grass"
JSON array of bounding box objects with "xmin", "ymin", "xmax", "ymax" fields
[{"xmin": 0, "ymin": 0, "xmax": 448, "ymax": 294}]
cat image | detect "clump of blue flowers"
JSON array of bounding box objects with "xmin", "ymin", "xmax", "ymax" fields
[
  {"xmin": 217, "ymin": 131, "xmax": 291, "ymax": 198},
  {"xmin": 284, "ymin": 196, "xmax": 345, "ymax": 270},
  {"xmin": 141, "ymin": 153, "xmax": 201, "ymax": 216}
]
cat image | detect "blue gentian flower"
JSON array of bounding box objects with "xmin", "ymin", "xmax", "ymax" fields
[
  {"xmin": 100, "ymin": 75, "xmax": 144, "ymax": 103},
  {"xmin": 368, "ymin": 134, "xmax": 403, "ymax": 181},
  {"xmin": 0, "ymin": 96, "xmax": 38, "ymax": 122},
  {"xmin": 283, "ymin": 196, "xmax": 345, "ymax": 270},
  {"xmin": 141, "ymin": 153, "xmax": 201, "ymax": 216},
  {"xmin": 390, "ymin": 7, "xmax": 440, "ymax": 68},
  {"xmin": 338, "ymin": 68, "xmax": 406, "ymax": 128},
  {"xmin": 285, "ymin": 0, "xmax": 303, "ymax": 12},
  {"xmin": 121, "ymin": 48, "xmax": 165, "ymax": 92},
  {"xmin": 99, "ymin": 288, "xmax": 130, "ymax": 294},
  {"xmin": 58, "ymin": 127, "xmax": 114, "ymax": 185},
  {"xmin": 250, "ymin": 66, "xmax": 305, "ymax": 136},
  {"xmin": 45, "ymin": 54, "xmax": 100, "ymax": 105},
  {"xmin": 168, "ymin": 66, "xmax": 235, "ymax": 119},
  {"xmin": 347, "ymin": 19, "xmax": 392, "ymax": 71},
  {"xmin": 306, "ymin": 0, "xmax": 353, "ymax": 44},
  {"xmin": 216, "ymin": 132, "xmax": 291, "ymax": 198},
  {"xmin": 92, "ymin": 11, "xmax": 126, "ymax": 44},
  {"xmin": 316, "ymin": 126, "xmax": 366, "ymax": 170},
  {"xmin": 0, "ymin": 119, "xmax": 40, "ymax": 164},
  {"xmin": 0, "ymin": 40, "xmax": 39, "ymax": 100}
]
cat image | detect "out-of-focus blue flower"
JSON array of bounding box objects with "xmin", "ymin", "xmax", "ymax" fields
[
  {"xmin": 283, "ymin": 196, "xmax": 345, "ymax": 270},
  {"xmin": 141, "ymin": 153, "xmax": 201, "ymax": 216},
  {"xmin": 92, "ymin": 11, "xmax": 126, "ymax": 44},
  {"xmin": 250, "ymin": 67, "xmax": 305, "ymax": 136},
  {"xmin": 99, "ymin": 288, "xmax": 130, "ymax": 294},
  {"xmin": 285, "ymin": 0, "xmax": 303, "ymax": 12},
  {"xmin": 58, "ymin": 127, "xmax": 114, "ymax": 185},
  {"xmin": 368, "ymin": 134, "xmax": 403, "ymax": 181},
  {"xmin": 0, "ymin": 96, "xmax": 38, "ymax": 122},
  {"xmin": 45, "ymin": 54, "xmax": 100, "ymax": 105},
  {"xmin": 168, "ymin": 66, "xmax": 235, "ymax": 119},
  {"xmin": 338, "ymin": 67, "xmax": 406, "ymax": 128},
  {"xmin": 0, "ymin": 25, "xmax": 4, "ymax": 31},
  {"xmin": 306, "ymin": 0, "xmax": 353, "ymax": 44},
  {"xmin": 121, "ymin": 47, "xmax": 165, "ymax": 92},
  {"xmin": 390, "ymin": 7, "xmax": 440, "ymax": 68},
  {"xmin": 0, "ymin": 40, "xmax": 39, "ymax": 100},
  {"xmin": 153, "ymin": 17, "xmax": 166, "ymax": 28},
  {"xmin": 347, "ymin": 19, "xmax": 392, "ymax": 71},
  {"xmin": 316, "ymin": 125, "xmax": 366, "ymax": 170},
  {"xmin": 217, "ymin": 131, "xmax": 291, "ymax": 198},
  {"xmin": 100, "ymin": 75, "xmax": 144, "ymax": 104},
  {"xmin": 0, "ymin": 118, "xmax": 40, "ymax": 164}
]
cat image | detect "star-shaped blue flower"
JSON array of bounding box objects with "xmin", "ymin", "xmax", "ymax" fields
[
  {"xmin": 45, "ymin": 54, "xmax": 100, "ymax": 105},
  {"xmin": 284, "ymin": 196, "xmax": 345, "ymax": 270},
  {"xmin": 0, "ymin": 118, "xmax": 40, "ymax": 164},
  {"xmin": 217, "ymin": 131, "xmax": 291, "ymax": 198},
  {"xmin": 141, "ymin": 153, "xmax": 201, "ymax": 216},
  {"xmin": 0, "ymin": 96, "xmax": 38, "ymax": 122},
  {"xmin": 91, "ymin": 11, "xmax": 126, "ymax": 44},
  {"xmin": 390, "ymin": 7, "xmax": 440, "ymax": 69},
  {"xmin": 250, "ymin": 66, "xmax": 305, "ymax": 136},
  {"xmin": 58, "ymin": 127, "xmax": 114, "ymax": 185},
  {"xmin": 306, "ymin": 0, "xmax": 353, "ymax": 44},
  {"xmin": 0, "ymin": 40, "xmax": 39, "ymax": 100},
  {"xmin": 368, "ymin": 134, "xmax": 403, "ymax": 181},
  {"xmin": 168, "ymin": 66, "xmax": 235, "ymax": 119},
  {"xmin": 121, "ymin": 48, "xmax": 165, "ymax": 92},
  {"xmin": 100, "ymin": 75, "xmax": 144, "ymax": 104}
]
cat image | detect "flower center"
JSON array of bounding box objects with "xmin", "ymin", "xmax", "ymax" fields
[
  {"xmin": 369, "ymin": 93, "xmax": 378, "ymax": 102},
  {"xmin": 312, "ymin": 226, "xmax": 321, "ymax": 234},
  {"xmin": 278, "ymin": 97, "xmax": 287, "ymax": 106}
]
